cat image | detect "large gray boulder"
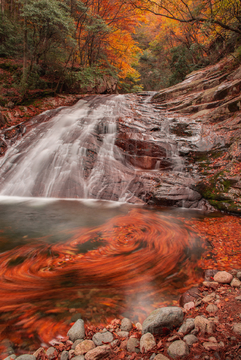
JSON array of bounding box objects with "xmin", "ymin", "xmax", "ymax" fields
[{"xmin": 142, "ymin": 307, "xmax": 184, "ymax": 335}]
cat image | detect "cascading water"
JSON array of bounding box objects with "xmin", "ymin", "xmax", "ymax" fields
[{"xmin": 0, "ymin": 95, "xmax": 136, "ymax": 200}]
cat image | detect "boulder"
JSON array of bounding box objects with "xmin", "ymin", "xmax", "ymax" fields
[
  {"xmin": 142, "ymin": 307, "xmax": 184, "ymax": 335},
  {"xmin": 167, "ymin": 340, "xmax": 189, "ymax": 358}
]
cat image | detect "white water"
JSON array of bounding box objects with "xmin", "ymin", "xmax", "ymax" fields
[{"xmin": 0, "ymin": 95, "xmax": 134, "ymax": 200}]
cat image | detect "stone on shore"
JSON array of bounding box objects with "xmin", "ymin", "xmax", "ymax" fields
[
  {"xmin": 84, "ymin": 345, "xmax": 110, "ymax": 360},
  {"xmin": 213, "ymin": 271, "xmax": 233, "ymax": 284},
  {"xmin": 92, "ymin": 331, "xmax": 113, "ymax": 346},
  {"xmin": 167, "ymin": 340, "xmax": 189, "ymax": 358},
  {"xmin": 231, "ymin": 278, "xmax": 241, "ymax": 287},
  {"xmin": 233, "ymin": 323, "xmax": 241, "ymax": 335},
  {"xmin": 183, "ymin": 334, "xmax": 198, "ymax": 346},
  {"xmin": 194, "ymin": 316, "xmax": 215, "ymax": 334},
  {"xmin": 120, "ymin": 317, "xmax": 132, "ymax": 331},
  {"xmin": 67, "ymin": 319, "xmax": 85, "ymax": 342},
  {"xmin": 75, "ymin": 340, "xmax": 95, "ymax": 355},
  {"xmin": 142, "ymin": 307, "xmax": 184, "ymax": 335},
  {"xmin": 127, "ymin": 337, "xmax": 140, "ymax": 353},
  {"xmin": 140, "ymin": 332, "xmax": 156, "ymax": 353},
  {"xmin": 178, "ymin": 318, "xmax": 195, "ymax": 335}
]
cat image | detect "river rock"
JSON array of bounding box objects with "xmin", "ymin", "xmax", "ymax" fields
[
  {"xmin": 204, "ymin": 270, "xmax": 219, "ymax": 281},
  {"xmin": 202, "ymin": 292, "xmax": 216, "ymax": 303},
  {"xmin": 233, "ymin": 323, "xmax": 241, "ymax": 335},
  {"xmin": 121, "ymin": 317, "xmax": 132, "ymax": 331},
  {"xmin": 67, "ymin": 319, "xmax": 85, "ymax": 342},
  {"xmin": 154, "ymin": 355, "xmax": 170, "ymax": 360},
  {"xmin": 85, "ymin": 345, "xmax": 110, "ymax": 360},
  {"xmin": 206, "ymin": 304, "xmax": 218, "ymax": 313},
  {"xmin": 3, "ymin": 356, "xmax": 16, "ymax": 360},
  {"xmin": 60, "ymin": 351, "xmax": 69, "ymax": 360},
  {"xmin": 183, "ymin": 334, "xmax": 198, "ymax": 346},
  {"xmin": 140, "ymin": 332, "xmax": 156, "ymax": 353},
  {"xmin": 236, "ymin": 271, "xmax": 241, "ymax": 280},
  {"xmin": 127, "ymin": 337, "xmax": 140, "ymax": 353},
  {"xmin": 142, "ymin": 307, "xmax": 184, "ymax": 335},
  {"xmin": 72, "ymin": 357, "xmax": 85, "ymax": 360},
  {"xmin": 167, "ymin": 340, "xmax": 189, "ymax": 358},
  {"xmin": 231, "ymin": 278, "xmax": 241, "ymax": 287},
  {"xmin": 202, "ymin": 341, "xmax": 224, "ymax": 351},
  {"xmin": 213, "ymin": 271, "xmax": 233, "ymax": 284},
  {"xmin": 135, "ymin": 322, "xmax": 142, "ymax": 331},
  {"xmin": 46, "ymin": 347, "xmax": 57, "ymax": 359},
  {"xmin": 92, "ymin": 330, "xmax": 113, "ymax": 345},
  {"xmin": 178, "ymin": 318, "xmax": 195, "ymax": 335},
  {"xmin": 75, "ymin": 340, "xmax": 95, "ymax": 355},
  {"xmin": 116, "ymin": 331, "xmax": 129, "ymax": 338},
  {"xmin": 72, "ymin": 339, "xmax": 83, "ymax": 349},
  {"xmin": 203, "ymin": 281, "xmax": 219, "ymax": 289},
  {"xmin": 15, "ymin": 356, "xmax": 36, "ymax": 360},
  {"xmin": 179, "ymin": 287, "xmax": 200, "ymax": 307},
  {"xmin": 194, "ymin": 316, "xmax": 215, "ymax": 334}
]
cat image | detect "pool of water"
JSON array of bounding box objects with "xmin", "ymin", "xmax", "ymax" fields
[{"xmin": 0, "ymin": 197, "xmax": 217, "ymax": 356}]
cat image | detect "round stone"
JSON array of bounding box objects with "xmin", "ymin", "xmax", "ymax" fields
[
  {"xmin": 121, "ymin": 317, "xmax": 132, "ymax": 331},
  {"xmin": 206, "ymin": 304, "xmax": 218, "ymax": 314},
  {"xmin": 67, "ymin": 319, "xmax": 85, "ymax": 342},
  {"xmin": 167, "ymin": 340, "xmax": 189, "ymax": 358},
  {"xmin": 140, "ymin": 332, "xmax": 156, "ymax": 353},
  {"xmin": 183, "ymin": 334, "xmax": 198, "ymax": 346},
  {"xmin": 75, "ymin": 340, "xmax": 95, "ymax": 355},
  {"xmin": 213, "ymin": 271, "xmax": 233, "ymax": 284},
  {"xmin": 92, "ymin": 331, "xmax": 113, "ymax": 346},
  {"xmin": 231, "ymin": 278, "xmax": 241, "ymax": 287}
]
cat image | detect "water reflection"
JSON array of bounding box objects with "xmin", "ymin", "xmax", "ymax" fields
[{"xmin": 0, "ymin": 198, "xmax": 205, "ymax": 356}]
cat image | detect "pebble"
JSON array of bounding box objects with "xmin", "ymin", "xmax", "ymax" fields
[
  {"xmin": 178, "ymin": 318, "xmax": 195, "ymax": 335},
  {"xmin": 67, "ymin": 319, "xmax": 85, "ymax": 342},
  {"xmin": 206, "ymin": 304, "xmax": 218, "ymax": 313},
  {"xmin": 183, "ymin": 301, "xmax": 195, "ymax": 311},
  {"xmin": 121, "ymin": 317, "xmax": 132, "ymax": 331},
  {"xmin": 127, "ymin": 337, "xmax": 140, "ymax": 353},
  {"xmin": 116, "ymin": 331, "xmax": 129, "ymax": 338},
  {"xmin": 72, "ymin": 339, "xmax": 83, "ymax": 349},
  {"xmin": 203, "ymin": 281, "xmax": 219, "ymax": 289},
  {"xmin": 136, "ymin": 322, "xmax": 142, "ymax": 331},
  {"xmin": 142, "ymin": 307, "xmax": 184, "ymax": 335},
  {"xmin": 194, "ymin": 316, "xmax": 215, "ymax": 334},
  {"xmin": 84, "ymin": 345, "xmax": 110, "ymax": 360},
  {"xmin": 236, "ymin": 295, "xmax": 241, "ymax": 301},
  {"xmin": 75, "ymin": 340, "xmax": 95, "ymax": 355},
  {"xmin": 140, "ymin": 332, "xmax": 156, "ymax": 353},
  {"xmin": 202, "ymin": 341, "xmax": 224, "ymax": 351},
  {"xmin": 46, "ymin": 347, "xmax": 57, "ymax": 359},
  {"xmin": 60, "ymin": 351, "xmax": 69, "ymax": 360},
  {"xmin": 233, "ymin": 323, "xmax": 241, "ymax": 335},
  {"xmin": 153, "ymin": 355, "xmax": 170, "ymax": 360},
  {"xmin": 92, "ymin": 330, "xmax": 113, "ymax": 345},
  {"xmin": 183, "ymin": 334, "xmax": 198, "ymax": 346},
  {"xmin": 202, "ymin": 293, "xmax": 216, "ymax": 303},
  {"xmin": 236, "ymin": 271, "xmax": 241, "ymax": 280},
  {"xmin": 213, "ymin": 271, "xmax": 233, "ymax": 284},
  {"xmin": 230, "ymin": 278, "xmax": 241, "ymax": 287},
  {"xmin": 167, "ymin": 340, "xmax": 189, "ymax": 358}
]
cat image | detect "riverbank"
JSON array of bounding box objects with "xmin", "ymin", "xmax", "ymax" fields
[{"xmin": 3, "ymin": 269, "xmax": 241, "ymax": 360}]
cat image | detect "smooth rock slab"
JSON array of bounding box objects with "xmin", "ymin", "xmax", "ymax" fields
[
  {"xmin": 183, "ymin": 334, "xmax": 198, "ymax": 346},
  {"xmin": 67, "ymin": 319, "xmax": 85, "ymax": 342},
  {"xmin": 85, "ymin": 345, "xmax": 110, "ymax": 360},
  {"xmin": 142, "ymin": 307, "xmax": 184, "ymax": 335},
  {"xmin": 214, "ymin": 271, "xmax": 233, "ymax": 284},
  {"xmin": 233, "ymin": 323, "xmax": 241, "ymax": 335},
  {"xmin": 75, "ymin": 340, "xmax": 95, "ymax": 355},
  {"xmin": 167, "ymin": 340, "xmax": 189, "ymax": 358},
  {"xmin": 121, "ymin": 317, "xmax": 132, "ymax": 331},
  {"xmin": 178, "ymin": 318, "xmax": 195, "ymax": 335},
  {"xmin": 140, "ymin": 332, "xmax": 156, "ymax": 353},
  {"xmin": 92, "ymin": 331, "xmax": 113, "ymax": 346}
]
